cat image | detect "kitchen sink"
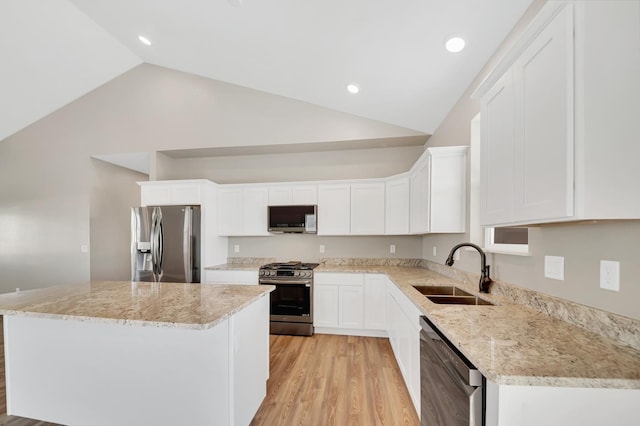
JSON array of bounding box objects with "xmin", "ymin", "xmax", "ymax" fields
[
  {"xmin": 412, "ymin": 285, "xmax": 494, "ymax": 306},
  {"xmin": 425, "ymin": 295, "xmax": 494, "ymax": 306},
  {"xmin": 412, "ymin": 285, "xmax": 474, "ymax": 297}
]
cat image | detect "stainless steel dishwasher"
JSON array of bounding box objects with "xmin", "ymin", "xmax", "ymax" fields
[{"xmin": 420, "ymin": 316, "xmax": 485, "ymax": 426}]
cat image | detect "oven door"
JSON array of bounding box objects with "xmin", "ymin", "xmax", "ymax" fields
[{"xmin": 260, "ymin": 279, "xmax": 312, "ymax": 323}]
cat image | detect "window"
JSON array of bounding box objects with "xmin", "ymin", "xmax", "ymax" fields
[{"xmin": 470, "ymin": 113, "xmax": 529, "ymax": 255}]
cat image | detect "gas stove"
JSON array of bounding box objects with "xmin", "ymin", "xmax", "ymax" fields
[
  {"xmin": 258, "ymin": 261, "xmax": 319, "ymax": 336},
  {"xmin": 259, "ymin": 261, "xmax": 319, "ymax": 279}
]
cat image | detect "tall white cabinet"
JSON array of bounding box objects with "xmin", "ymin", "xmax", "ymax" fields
[{"xmin": 475, "ymin": 0, "xmax": 640, "ymax": 227}]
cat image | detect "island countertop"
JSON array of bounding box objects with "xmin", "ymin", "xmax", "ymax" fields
[{"xmin": 0, "ymin": 281, "xmax": 274, "ymax": 330}]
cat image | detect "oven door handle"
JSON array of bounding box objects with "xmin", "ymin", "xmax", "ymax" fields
[{"xmin": 260, "ymin": 279, "xmax": 312, "ymax": 286}]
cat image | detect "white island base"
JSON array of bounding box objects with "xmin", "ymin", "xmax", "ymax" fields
[{"xmin": 3, "ymin": 295, "xmax": 269, "ymax": 426}]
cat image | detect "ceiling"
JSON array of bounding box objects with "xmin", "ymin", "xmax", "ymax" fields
[
  {"xmin": 1, "ymin": 0, "xmax": 534, "ymax": 149},
  {"xmin": 68, "ymin": 0, "xmax": 533, "ymax": 135}
]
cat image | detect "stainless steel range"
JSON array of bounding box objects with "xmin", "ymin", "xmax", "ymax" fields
[{"xmin": 259, "ymin": 261, "xmax": 319, "ymax": 336}]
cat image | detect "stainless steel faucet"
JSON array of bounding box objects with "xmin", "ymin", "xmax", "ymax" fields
[{"xmin": 445, "ymin": 243, "xmax": 492, "ymax": 293}]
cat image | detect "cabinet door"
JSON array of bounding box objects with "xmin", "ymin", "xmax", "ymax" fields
[
  {"xmin": 170, "ymin": 184, "xmax": 201, "ymax": 205},
  {"xmin": 243, "ymin": 187, "xmax": 269, "ymax": 236},
  {"xmin": 364, "ymin": 274, "xmax": 388, "ymax": 330},
  {"xmin": 317, "ymin": 184, "xmax": 350, "ymax": 235},
  {"xmin": 385, "ymin": 176, "xmax": 410, "ymax": 235},
  {"xmin": 428, "ymin": 147, "xmax": 467, "ymax": 233},
  {"xmin": 350, "ymin": 182, "xmax": 385, "ymax": 235},
  {"xmin": 313, "ymin": 284, "xmax": 339, "ymax": 328},
  {"xmin": 268, "ymin": 186, "xmax": 292, "ymax": 206},
  {"xmin": 480, "ymin": 70, "xmax": 516, "ymax": 225},
  {"xmin": 141, "ymin": 186, "xmax": 172, "ymax": 206},
  {"xmin": 513, "ymin": 5, "xmax": 574, "ymax": 223},
  {"xmin": 204, "ymin": 270, "xmax": 235, "ymax": 284},
  {"xmin": 409, "ymin": 157, "xmax": 430, "ymax": 233},
  {"xmin": 292, "ymin": 185, "xmax": 318, "ymax": 205},
  {"xmin": 338, "ymin": 285, "xmax": 364, "ymax": 329},
  {"xmin": 218, "ymin": 188, "xmax": 243, "ymax": 236}
]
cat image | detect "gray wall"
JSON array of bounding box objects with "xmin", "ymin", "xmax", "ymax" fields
[
  {"xmin": 90, "ymin": 159, "xmax": 148, "ymax": 281},
  {"xmin": 155, "ymin": 146, "xmax": 423, "ymax": 183},
  {"xmin": 421, "ymin": 0, "xmax": 640, "ymax": 320},
  {"xmin": 0, "ymin": 64, "xmax": 423, "ymax": 292},
  {"xmin": 227, "ymin": 235, "xmax": 423, "ymax": 263}
]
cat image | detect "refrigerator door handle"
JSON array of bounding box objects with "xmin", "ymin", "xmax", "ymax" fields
[
  {"xmin": 151, "ymin": 207, "xmax": 164, "ymax": 280},
  {"xmin": 183, "ymin": 207, "xmax": 193, "ymax": 283}
]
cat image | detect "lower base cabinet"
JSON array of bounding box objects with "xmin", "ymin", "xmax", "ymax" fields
[{"xmin": 386, "ymin": 285, "xmax": 421, "ymax": 414}]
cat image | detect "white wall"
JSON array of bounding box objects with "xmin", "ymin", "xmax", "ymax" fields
[{"xmin": 0, "ymin": 64, "xmax": 425, "ymax": 292}]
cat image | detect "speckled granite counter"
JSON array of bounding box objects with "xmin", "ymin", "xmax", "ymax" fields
[
  {"xmin": 0, "ymin": 281, "xmax": 274, "ymax": 330},
  {"xmin": 314, "ymin": 264, "xmax": 640, "ymax": 390}
]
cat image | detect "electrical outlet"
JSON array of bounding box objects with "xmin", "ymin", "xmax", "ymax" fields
[
  {"xmin": 234, "ymin": 244, "xmax": 240, "ymax": 253},
  {"xmin": 80, "ymin": 245, "xmax": 88, "ymax": 253},
  {"xmin": 544, "ymin": 256, "xmax": 564, "ymax": 280},
  {"xmin": 390, "ymin": 244, "xmax": 396, "ymax": 254},
  {"xmin": 15, "ymin": 288, "xmax": 20, "ymax": 293},
  {"xmin": 432, "ymin": 246, "xmax": 437, "ymax": 257},
  {"xmin": 600, "ymin": 260, "xmax": 620, "ymax": 291},
  {"xmin": 319, "ymin": 244, "xmax": 325, "ymax": 253},
  {"xmin": 454, "ymin": 250, "xmax": 460, "ymax": 261}
]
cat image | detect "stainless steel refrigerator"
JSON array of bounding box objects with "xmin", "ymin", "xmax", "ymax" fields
[{"xmin": 131, "ymin": 205, "xmax": 201, "ymax": 283}]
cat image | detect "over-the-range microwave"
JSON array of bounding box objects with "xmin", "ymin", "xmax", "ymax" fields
[{"xmin": 268, "ymin": 205, "xmax": 317, "ymax": 234}]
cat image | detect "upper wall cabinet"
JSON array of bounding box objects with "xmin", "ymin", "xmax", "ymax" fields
[
  {"xmin": 385, "ymin": 175, "xmax": 410, "ymax": 235},
  {"xmin": 474, "ymin": 1, "xmax": 640, "ymax": 226},
  {"xmin": 218, "ymin": 185, "xmax": 269, "ymax": 236},
  {"xmin": 268, "ymin": 185, "xmax": 318, "ymax": 206},
  {"xmin": 350, "ymin": 182, "xmax": 385, "ymax": 235},
  {"xmin": 317, "ymin": 184, "xmax": 351, "ymax": 235},
  {"xmin": 410, "ymin": 147, "xmax": 467, "ymax": 234},
  {"xmin": 140, "ymin": 180, "xmax": 206, "ymax": 206}
]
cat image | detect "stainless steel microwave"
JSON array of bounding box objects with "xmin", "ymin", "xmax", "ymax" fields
[{"xmin": 268, "ymin": 205, "xmax": 317, "ymax": 233}]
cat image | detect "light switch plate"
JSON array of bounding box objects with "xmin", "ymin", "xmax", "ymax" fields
[
  {"xmin": 600, "ymin": 260, "xmax": 620, "ymax": 291},
  {"xmin": 544, "ymin": 256, "xmax": 564, "ymax": 280}
]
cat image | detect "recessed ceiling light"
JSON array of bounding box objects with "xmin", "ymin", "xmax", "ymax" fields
[
  {"xmin": 138, "ymin": 35, "xmax": 152, "ymax": 46},
  {"xmin": 346, "ymin": 84, "xmax": 360, "ymax": 94},
  {"xmin": 445, "ymin": 37, "xmax": 466, "ymax": 53}
]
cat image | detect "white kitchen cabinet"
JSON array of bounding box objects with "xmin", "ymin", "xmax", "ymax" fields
[
  {"xmin": 204, "ymin": 270, "xmax": 258, "ymax": 285},
  {"xmin": 317, "ymin": 184, "xmax": 350, "ymax": 235},
  {"xmin": 230, "ymin": 294, "xmax": 269, "ymax": 426},
  {"xmin": 313, "ymin": 284, "xmax": 339, "ymax": 328},
  {"xmin": 385, "ymin": 175, "xmax": 410, "ymax": 235},
  {"xmin": 218, "ymin": 185, "xmax": 269, "ymax": 236},
  {"xmin": 268, "ymin": 185, "xmax": 317, "ymax": 205},
  {"xmin": 409, "ymin": 147, "xmax": 467, "ymax": 234},
  {"xmin": 475, "ymin": 1, "xmax": 640, "ymax": 226},
  {"xmin": 409, "ymin": 155, "xmax": 430, "ymax": 234},
  {"xmin": 486, "ymin": 379, "xmax": 639, "ymax": 426},
  {"xmin": 480, "ymin": 71, "xmax": 516, "ymax": 225},
  {"xmin": 242, "ymin": 187, "xmax": 269, "ymax": 236},
  {"xmin": 386, "ymin": 283, "xmax": 421, "ymax": 414},
  {"xmin": 140, "ymin": 180, "xmax": 206, "ymax": 206},
  {"xmin": 350, "ymin": 182, "xmax": 385, "ymax": 235},
  {"xmin": 363, "ymin": 274, "xmax": 388, "ymax": 330},
  {"xmin": 428, "ymin": 147, "xmax": 467, "ymax": 233},
  {"xmin": 338, "ymin": 285, "xmax": 364, "ymax": 329},
  {"xmin": 314, "ymin": 272, "xmax": 364, "ymax": 331}
]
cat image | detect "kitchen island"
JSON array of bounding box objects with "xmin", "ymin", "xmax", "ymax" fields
[{"xmin": 0, "ymin": 281, "xmax": 274, "ymax": 426}]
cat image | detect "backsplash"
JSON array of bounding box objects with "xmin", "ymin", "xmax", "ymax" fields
[
  {"xmin": 422, "ymin": 259, "xmax": 640, "ymax": 351},
  {"xmin": 319, "ymin": 257, "xmax": 423, "ymax": 267}
]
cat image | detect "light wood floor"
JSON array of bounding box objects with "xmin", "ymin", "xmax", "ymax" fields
[
  {"xmin": 251, "ymin": 334, "xmax": 419, "ymax": 426},
  {"xmin": 0, "ymin": 317, "xmax": 418, "ymax": 425}
]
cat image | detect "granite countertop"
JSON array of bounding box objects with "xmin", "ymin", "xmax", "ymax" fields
[
  {"xmin": 314, "ymin": 264, "xmax": 640, "ymax": 390},
  {"xmin": 0, "ymin": 281, "xmax": 274, "ymax": 330}
]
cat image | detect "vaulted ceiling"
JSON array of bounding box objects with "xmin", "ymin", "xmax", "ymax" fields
[{"xmin": 1, "ymin": 0, "xmax": 534, "ymax": 143}]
